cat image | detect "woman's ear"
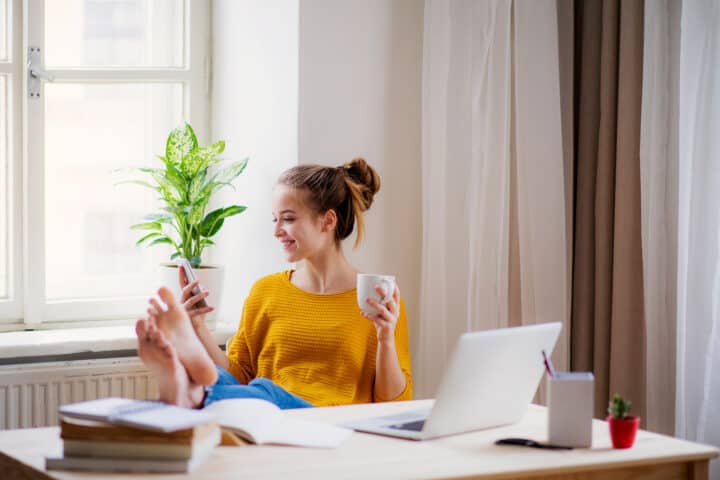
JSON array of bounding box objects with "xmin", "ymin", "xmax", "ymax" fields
[{"xmin": 322, "ymin": 209, "xmax": 338, "ymax": 232}]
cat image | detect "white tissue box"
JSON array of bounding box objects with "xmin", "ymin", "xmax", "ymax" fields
[{"xmin": 547, "ymin": 372, "xmax": 594, "ymax": 448}]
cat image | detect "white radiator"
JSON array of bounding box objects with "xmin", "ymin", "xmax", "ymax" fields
[{"xmin": 0, "ymin": 357, "xmax": 157, "ymax": 429}]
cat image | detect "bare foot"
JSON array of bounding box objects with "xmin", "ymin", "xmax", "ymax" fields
[
  {"xmin": 135, "ymin": 318, "xmax": 205, "ymax": 408},
  {"xmin": 147, "ymin": 287, "xmax": 218, "ymax": 386}
]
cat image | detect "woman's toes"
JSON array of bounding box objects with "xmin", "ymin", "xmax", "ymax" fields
[
  {"xmin": 157, "ymin": 286, "xmax": 180, "ymax": 310},
  {"xmin": 135, "ymin": 318, "xmax": 147, "ymax": 337}
]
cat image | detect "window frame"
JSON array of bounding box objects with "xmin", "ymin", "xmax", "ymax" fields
[
  {"xmin": 0, "ymin": 0, "xmax": 210, "ymax": 330},
  {"xmin": 0, "ymin": 0, "xmax": 23, "ymax": 330}
]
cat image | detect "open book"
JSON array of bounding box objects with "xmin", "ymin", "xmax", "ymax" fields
[
  {"xmin": 204, "ymin": 398, "xmax": 352, "ymax": 448},
  {"xmin": 59, "ymin": 397, "xmax": 352, "ymax": 448}
]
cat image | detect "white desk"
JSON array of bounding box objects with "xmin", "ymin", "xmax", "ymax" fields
[{"xmin": 0, "ymin": 400, "xmax": 717, "ymax": 479}]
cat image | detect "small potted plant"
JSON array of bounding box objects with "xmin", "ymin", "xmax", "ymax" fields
[
  {"xmin": 118, "ymin": 122, "xmax": 248, "ymax": 323},
  {"xmin": 606, "ymin": 393, "xmax": 640, "ymax": 449}
]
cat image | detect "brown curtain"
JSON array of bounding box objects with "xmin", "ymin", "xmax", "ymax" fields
[{"xmin": 568, "ymin": 0, "xmax": 647, "ymax": 423}]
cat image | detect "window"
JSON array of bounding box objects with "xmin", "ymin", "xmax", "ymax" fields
[{"xmin": 1, "ymin": 0, "xmax": 210, "ymax": 329}]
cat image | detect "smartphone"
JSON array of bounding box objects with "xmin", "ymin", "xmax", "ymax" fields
[{"xmin": 177, "ymin": 258, "xmax": 208, "ymax": 308}]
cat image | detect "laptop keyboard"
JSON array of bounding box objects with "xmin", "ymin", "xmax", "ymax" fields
[{"xmin": 388, "ymin": 419, "xmax": 426, "ymax": 431}]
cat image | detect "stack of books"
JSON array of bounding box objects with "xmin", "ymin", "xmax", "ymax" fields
[
  {"xmin": 45, "ymin": 395, "xmax": 353, "ymax": 472},
  {"xmin": 46, "ymin": 398, "xmax": 221, "ymax": 473}
]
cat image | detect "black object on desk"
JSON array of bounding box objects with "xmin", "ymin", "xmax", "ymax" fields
[{"xmin": 495, "ymin": 438, "xmax": 573, "ymax": 450}]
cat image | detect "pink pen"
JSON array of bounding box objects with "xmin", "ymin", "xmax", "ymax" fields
[{"xmin": 542, "ymin": 349, "xmax": 555, "ymax": 377}]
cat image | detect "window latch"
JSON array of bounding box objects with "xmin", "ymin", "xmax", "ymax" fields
[{"xmin": 27, "ymin": 46, "xmax": 55, "ymax": 99}]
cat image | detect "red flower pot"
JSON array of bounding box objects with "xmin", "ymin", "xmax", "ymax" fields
[{"xmin": 606, "ymin": 415, "xmax": 640, "ymax": 449}]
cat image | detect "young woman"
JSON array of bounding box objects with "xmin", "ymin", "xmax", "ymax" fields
[{"xmin": 135, "ymin": 158, "xmax": 412, "ymax": 409}]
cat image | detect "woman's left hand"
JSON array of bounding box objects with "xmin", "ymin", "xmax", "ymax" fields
[{"xmin": 362, "ymin": 284, "xmax": 400, "ymax": 345}]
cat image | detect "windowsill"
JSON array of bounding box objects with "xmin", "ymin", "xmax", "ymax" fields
[{"xmin": 0, "ymin": 323, "xmax": 236, "ymax": 363}]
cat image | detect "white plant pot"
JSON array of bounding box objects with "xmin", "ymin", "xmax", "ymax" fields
[{"xmin": 159, "ymin": 263, "xmax": 224, "ymax": 329}]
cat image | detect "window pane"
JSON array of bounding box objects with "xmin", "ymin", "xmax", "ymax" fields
[
  {"xmin": 45, "ymin": 0, "xmax": 184, "ymax": 68},
  {"xmin": 0, "ymin": 76, "xmax": 7, "ymax": 298},
  {"xmin": 44, "ymin": 83, "xmax": 183, "ymax": 301},
  {"xmin": 0, "ymin": 0, "xmax": 7, "ymax": 61}
]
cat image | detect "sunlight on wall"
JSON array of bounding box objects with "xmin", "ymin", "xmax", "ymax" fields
[{"xmin": 211, "ymin": 0, "xmax": 299, "ymax": 326}]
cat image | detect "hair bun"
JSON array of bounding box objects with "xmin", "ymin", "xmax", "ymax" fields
[{"xmin": 341, "ymin": 157, "xmax": 381, "ymax": 211}]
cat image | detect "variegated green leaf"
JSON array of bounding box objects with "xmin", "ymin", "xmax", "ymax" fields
[
  {"xmin": 214, "ymin": 158, "xmax": 248, "ymax": 186},
  {"xmin": 136, "ymin": 232, "xmax": 163, "ymax": 245},
  {"xmin": 198, "ymin": 205, "xmax": 247, "ymax": 237},
  {"xmin": 181, "ymin": 140, "xmax": 224, "ymax": 177},
  {"xmin": 165, "ymin": 163, "xmax": 188, "ymax": 197},
  {"xmin": 131, "ymin": 221, "xmax": 163, "ymax": 231},
  {"xmin": 180, "ymin": 151, "xmax": 203, "ymax": 178},
  {"xmin": 221, "ymin": 205, "xmax": 247, "ymax": 217},
  {"xmin": 187, "ymin": 205, "xmax": 204, "ymax": 226},
  {"xmin": 188, "ymin": 168, "xmax": 208, "ymax": 201},
  {"xmin": 196, "ymin": 140, "xmax": 224, "ymax": 163},
  {"xmin": 150, "ymin": 170, "xmax": 174, "ymax": 192},
  {"xmin": 144, "ymin": 213, "xmax": 173, "ymax": 223},
  {"xmin": 166, "ymin": 123, "xmax": 198, "ymax": 166},
  {"xmin": 148, "ymin": 236, "xmax": 174, "ymax": 247},
  {"xmin": 199, "ymin": 214, "xmax": 224, "ymax": 237},
  {"xmin": 163, "ymin": 205, "xmax": 192, "ymax": 215}
]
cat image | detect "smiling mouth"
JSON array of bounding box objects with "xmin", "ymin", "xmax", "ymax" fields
[{"xmin": 281, "ymin": 240, "xmax": 295, "ymax": 249}]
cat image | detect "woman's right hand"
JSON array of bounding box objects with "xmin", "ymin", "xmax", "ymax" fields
[{"xmin": 178, "ymin": 267, "xmax": 214, "ymax": 331}]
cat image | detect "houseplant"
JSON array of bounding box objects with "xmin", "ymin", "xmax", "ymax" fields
[
  {"xmin": 606, "ymin": 393, "xmax": 640, "ymax": 449},
  {"xmin": 119, "ymin": 122, "xmax": 248, "ymax": 321}
]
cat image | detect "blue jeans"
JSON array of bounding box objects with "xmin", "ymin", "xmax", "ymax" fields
[{"xmin": 202, "ymin": 367, "xmax": 314, "ymax": 410}]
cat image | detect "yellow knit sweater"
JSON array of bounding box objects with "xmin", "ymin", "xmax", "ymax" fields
[{"xmin": 226, "ymin": 271, "xmax": 413, "ymax": 406}]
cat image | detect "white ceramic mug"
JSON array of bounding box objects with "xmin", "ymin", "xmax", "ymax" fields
[{"xmin": 357, "ymin": 273, "xmax": 396, "ymax": 315}]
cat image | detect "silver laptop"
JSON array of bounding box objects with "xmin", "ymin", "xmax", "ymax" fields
[{"xmin": 344, "ymin": 322, "xmax": 562, "ymax": 440}]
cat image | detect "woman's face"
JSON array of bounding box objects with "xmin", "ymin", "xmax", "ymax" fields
[{"xmin": 271, "ymin": 185, "xmax": 334, "ymax": 262}]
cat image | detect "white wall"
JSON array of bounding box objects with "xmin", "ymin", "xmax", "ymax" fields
[
  {"xmin": 211, "ymin": 1, "xmax": 299, "ymax": 326},
  {"xmin": 211, "ymin": 0, "xmax": 425, "ymax": 389},
  {"xmin": 298, "ymin": 0, "xmax": 424, "ymax": 383}
]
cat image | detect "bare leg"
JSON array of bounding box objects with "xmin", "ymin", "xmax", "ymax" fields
[
  {"xmin": 135, "ymin": 318, "xmax": 206, "ymax": 408},
  {"xmin": 147, "ymin": 287, "xmax": 218, "ymax": 386}
]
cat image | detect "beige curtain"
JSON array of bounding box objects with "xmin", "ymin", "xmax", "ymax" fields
[
  {"xmin": 418, "ymin": 0, "xmax": 568, "ymax": 399},
  {"xmin": 512, "ymin": 0, "xmax": 570, "ymax": 399},
  {"xmin": 639, "ymin": 0, "xmax": 679, "ymax": 436},
  {"xmin": 568, "ymin": 0, "xmax": 648, "ymax": 423}
]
